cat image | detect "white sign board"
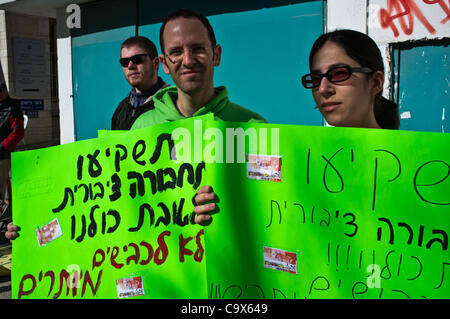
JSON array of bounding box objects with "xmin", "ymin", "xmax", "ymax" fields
[
  {"xmin": 368, "ymin": 0, "xmax": 450, "ymax": 43},
  {"xmin": 13, "ymin": 37, "xmax": 47, "ymax": 97}
]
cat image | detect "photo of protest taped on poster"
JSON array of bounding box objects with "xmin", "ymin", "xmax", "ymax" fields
[
  {"xmin": 263, "ymin": 246, "xmax": 298, "ymax": 275},
  {"xmin": 247, "ymin": 154, "xmax": 282, "ymax": 182},
  {"xmin": 116, "ymin": 276, "xmax": 145, "ymax": 299},
  {"xmin": 11, "ymin": 117, "xmax": 211, "ymax": 299},
  {"xmin": 36, "ymin": 218, "xmax": 63, "ymax": 247}
]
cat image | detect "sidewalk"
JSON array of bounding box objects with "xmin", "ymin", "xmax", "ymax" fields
[
  {"xmin": 0, "ymin": 243, "xmax": 11, "ymax": 299},
  {"xmin": 0, "ymin": 276, "xmax": 11, "ymax": 299}
]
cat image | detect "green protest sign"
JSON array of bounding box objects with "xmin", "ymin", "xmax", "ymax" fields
[
  {"xmin": 10, "ymin": 117, "xmax": 450, "ymax": 299},
  {"xmin": 11, "ymin": 115, "xmax": 213, "ymax": 299},
  {"xmin": 202, "ymin": 121, "xmax": 449, "ymax": 299},
  {"xmin": 97, "ymin": 130, "xmax": 126, "ymax": 138}
]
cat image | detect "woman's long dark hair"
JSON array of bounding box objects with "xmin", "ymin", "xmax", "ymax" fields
[{"xmin": 309, "ymin": 29, "xmax": 399, "ymax": 129}]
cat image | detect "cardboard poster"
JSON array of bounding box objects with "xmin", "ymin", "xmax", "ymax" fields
[
  {"xmin": 11, "ymin": 116, "xmax": 213, "ymax": 299},
  {"xmin": 203, "ymin": 120, "xmax": 450, "ymax": 299},
  {"xmin": 10, "ymin": 117, "xmax": 450, "ymax": 299}
]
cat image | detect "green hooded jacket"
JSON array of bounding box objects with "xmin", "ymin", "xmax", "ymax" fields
[{"xmin": 131, "ymin": 86, "xmax": 266, "ymax": 129}]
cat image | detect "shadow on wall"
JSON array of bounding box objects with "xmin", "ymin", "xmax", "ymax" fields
[{"xmin": 72, "ymin": 0, "xmax": 315, "ymax": 36}]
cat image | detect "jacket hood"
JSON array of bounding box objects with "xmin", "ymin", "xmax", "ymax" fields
[{"xmin": 152, "ymin": 86, "xmax": 230, "ymax": 121}]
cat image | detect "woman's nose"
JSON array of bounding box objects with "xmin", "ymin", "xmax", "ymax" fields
[{"xmin": 317, "ymin": 76, "xmax": 335, "ymax": 96}]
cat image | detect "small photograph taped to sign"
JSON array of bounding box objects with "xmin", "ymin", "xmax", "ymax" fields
[
  {"xmin": 263, "ymin": 246, "xmax": 297, "ymax": 274},
  {"xmin": 247, "ymin": 154, "xmax": 282, "ymax": 182},
  {"xmin": 36, "ymin": 218, "xmax": 62, "ymax": 247},
  {"xmin": 116, "ymin": 276, "xmax": 145, "ymax": 298}
]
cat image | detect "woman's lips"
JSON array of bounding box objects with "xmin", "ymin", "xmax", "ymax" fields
[{"xmin": 320, "ymin": 102, "xmax": 341, "ymax": 112}]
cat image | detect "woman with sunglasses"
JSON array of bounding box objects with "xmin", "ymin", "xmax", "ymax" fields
[
  {"xmin": 302, "ymin": 29, "xmax": 399, "ymax": 129},
  {"xmin": 193, "ymin": 29, "xmax": 400, "ymax": 225}
]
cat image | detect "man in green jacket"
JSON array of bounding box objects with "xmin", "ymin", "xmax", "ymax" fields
[
  {"xmin": 131, "ymin": 9, "xmax": 267, "ymax": 225},
  {"xmin": 131, "ymin": 9, "xmax": 266, "ymax": 129}
]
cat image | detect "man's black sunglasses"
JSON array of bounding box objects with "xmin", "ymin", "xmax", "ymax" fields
[
  {"xmin": 120, "ymin": 54, "xmax": 150, "ymax": 67},
  {"xmin": 301, "ymin": 64, "xmax": 374, "ymax": 89}
]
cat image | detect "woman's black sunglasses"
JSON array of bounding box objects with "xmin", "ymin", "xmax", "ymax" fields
[
  {"xmin": 301, "ymin": 64, "xmax": 374, "ymax": 89},
  {"xmin": 119, "ymin": 54, "xmax": 150, "ymax": 68}
]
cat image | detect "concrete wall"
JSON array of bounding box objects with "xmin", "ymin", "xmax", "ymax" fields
[{"xmin": 1, "ymin": 11, "xmax": 60, "ymax": 149}]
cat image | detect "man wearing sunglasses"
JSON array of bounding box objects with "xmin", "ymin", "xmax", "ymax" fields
[
  {"xmin": 131, "ymin": 9, "xmax": 266, "ymax": 129},
  {"xmin": 111, "ymin": 36, "xmax": 169, "ymax": 130}
]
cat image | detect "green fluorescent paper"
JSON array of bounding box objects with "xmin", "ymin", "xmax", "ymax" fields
[
  {"xmin": 11, "ymin": 117, "xmax": 450, "ymax": 299},
  {"xmin": 11, "ymin": 115, "xmax": 213, "ymax": 299},
  {"xmin": 203, "ymin": 120, "xmax": 449, "ymax": 299}
]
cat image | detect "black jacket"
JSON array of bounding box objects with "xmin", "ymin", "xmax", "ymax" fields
[{"xmin": 111, "ymin": 78, "xmax": 168, "ymax": 130}]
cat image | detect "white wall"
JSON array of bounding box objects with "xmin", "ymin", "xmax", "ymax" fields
[
  {"xmin": 326, "ymin": 0, "xmax": 450, "ymax": 101},
  {"xmin": 0, "ymin": 11, "xmax": 8, "ymax": 88},
  {"xmin": 56, "ymin": 7, "xmax": 75, "ymax": 144},
  {"xmin": 368, "ymin": 0, "xmax": 450, "ymax": 43},
  {"xmin": 327, "ymin": 0, "xmax": 450, "ymax": 41},
  {"xmin": 326, "ymin": 0, "xmax": 393, "ymax": 98},
  {"xmin": 326, "ymin": 0, "xmax": 367, "ymax": 33}
]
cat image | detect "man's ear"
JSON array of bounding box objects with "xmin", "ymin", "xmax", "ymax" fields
[
  {"xmin": 371, "ymin": 70, "xmax": 384, "ymax": 96},
  {"xmin": 159, "ymin": 54, "xmax": 170, "ymax": 75},
  {"xmin": 153, "ymin": 56, "xmax": 160, "ymax": 71},
  {"xmin": 213, "ymin": 44, "xmax": 222, "ymax": 67}
]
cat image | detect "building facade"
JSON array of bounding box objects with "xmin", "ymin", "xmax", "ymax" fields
[{"xmin": 0, "ymin": 0, "xmax": 447, "ymax": 148}]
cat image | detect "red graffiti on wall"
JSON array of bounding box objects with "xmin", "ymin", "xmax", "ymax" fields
[
  {"xmin": 379, "ymin": 0, "xmax": 450, "ymax": 37},
  {"xmin": 423, "ymin": 0, "xmax": 450, "ymax": 23}
]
